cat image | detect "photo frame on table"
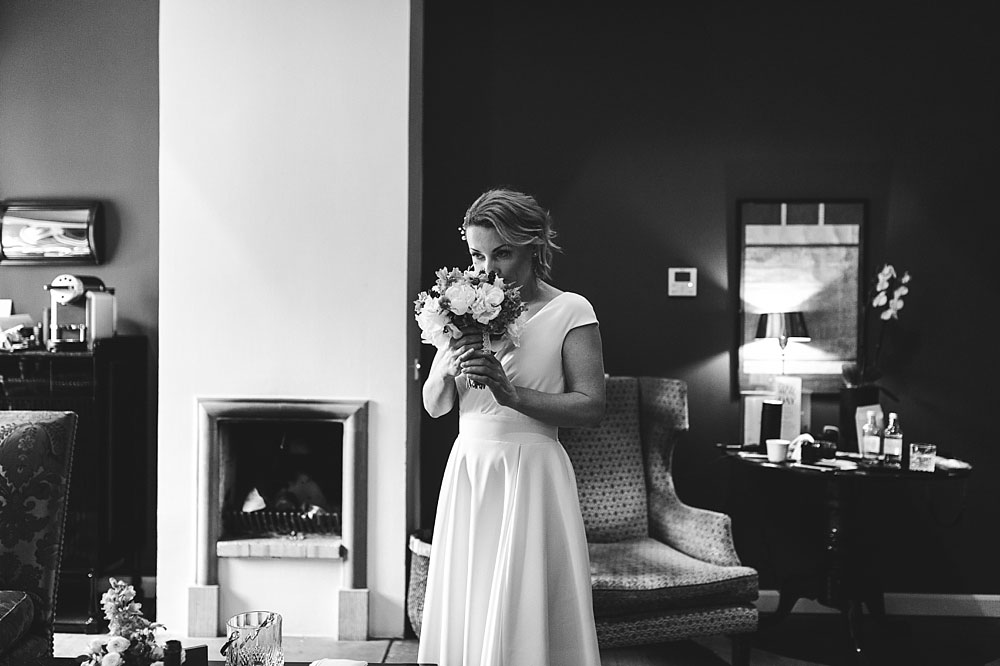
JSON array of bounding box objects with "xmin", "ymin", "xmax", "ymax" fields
[{"xmin": 0, "ymin": 199, "xmax": 102, "ymax": 265}]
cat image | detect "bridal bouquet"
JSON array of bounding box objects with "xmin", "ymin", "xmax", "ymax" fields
[{"xmin": 414, "ymin": 267, "xmax": 528, "ymax": 387}]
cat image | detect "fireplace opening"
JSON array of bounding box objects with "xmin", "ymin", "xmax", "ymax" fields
[{"xmin": 219, "ymin": 418, "xmax": 344, "ymax": 539}]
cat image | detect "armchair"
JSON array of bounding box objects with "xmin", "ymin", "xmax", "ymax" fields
[
  {"xmin": 0, "ymin": 411, "xmax": 77, "ymax": 665},
  {"xmin": 561, "ymin": 376, "xmax": 758, "ymax": 664}
]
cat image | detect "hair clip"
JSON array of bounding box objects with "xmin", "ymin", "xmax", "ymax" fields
[{"xmin": 458, "ymin": 225, "xmax": 467, "ymax": 241}]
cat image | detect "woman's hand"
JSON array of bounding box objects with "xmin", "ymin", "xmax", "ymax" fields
[
  {"xmin": 460, "ymin": 348, "xmax": 518, "ymax": 407},
  {"xmin": 439, "ymin": 328, "xmax": 484, "ymax": 380}
]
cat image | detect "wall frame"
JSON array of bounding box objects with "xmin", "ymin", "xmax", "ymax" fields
[
  {"xmin": 0, "ymin": 200, "xmax": 102, "ymax": 265},
  {"xmin": 735, "ymin": 199, "xmax": 866, "ymax": 395}
]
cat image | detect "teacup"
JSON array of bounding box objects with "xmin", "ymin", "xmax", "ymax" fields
[{"xmin": 765, "ymin": 438, "xmax": 790, "ymax": 463}]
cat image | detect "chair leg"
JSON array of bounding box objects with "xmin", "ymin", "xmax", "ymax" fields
[{"xmin": 731, "ymin": 633, "xmax": 752, "ymax": 666}]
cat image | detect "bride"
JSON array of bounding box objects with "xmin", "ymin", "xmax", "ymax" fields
[{"xmin": 418, "ymin": 188, "xmax": 605, "ymax": 666}]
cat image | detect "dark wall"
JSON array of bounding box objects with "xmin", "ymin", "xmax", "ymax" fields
[
  {"xmin": 0, "ymin": 1, "xmax": 159, "ymax": 574},
  {"xmin": 421, "ymin": 2, "xmax": 997, "ymax": 594}
]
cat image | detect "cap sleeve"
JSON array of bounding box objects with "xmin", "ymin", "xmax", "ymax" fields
[{"xmin": 559, "ymin": 292, "xmax": 599, "ymax": 331}]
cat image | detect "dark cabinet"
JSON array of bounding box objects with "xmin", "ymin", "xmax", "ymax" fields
[{"xmin": 0, "ymin": 336, "xmax": 148, "ymax": 632}]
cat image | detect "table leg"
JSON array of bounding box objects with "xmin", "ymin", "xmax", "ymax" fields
[{"xmin": 845, "ymin": 599, "xmax": 865, "ymax": 658}]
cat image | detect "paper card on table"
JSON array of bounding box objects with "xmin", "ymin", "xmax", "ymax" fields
[
  {"xmin": 0, "ymin": 300, "xmax": 11, "ymax": 317},
  {"xmin": 770, "ymin": 375, "xmax": 802, "ymax": 440}
]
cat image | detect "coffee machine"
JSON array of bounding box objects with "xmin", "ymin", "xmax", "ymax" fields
[{"xmin": 43, "ymin": 274, "xmax": 117, "ymax": 351}]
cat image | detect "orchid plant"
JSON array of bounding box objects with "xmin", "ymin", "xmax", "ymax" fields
[{"xmin": 842, "ymin": 263, "xmax": 912, "ymax": 388}]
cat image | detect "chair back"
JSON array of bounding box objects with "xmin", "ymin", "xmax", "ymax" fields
[
  {"xmin": 636, "ymin": 376, "xmax": 688, "ymax": 498},
  {"xmin": 0, "ymin": 411, "xmax": 78, "ymax": 636},
  {"xmin": 561, "ymin": 377, "xmax": 649, "ymax": 542}
]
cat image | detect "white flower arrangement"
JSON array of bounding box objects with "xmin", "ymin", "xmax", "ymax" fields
[
  {"xmin": 872, "ymin": 263, "xmax": 911, "ymax": 320},
  {"xmin": 843, "ymin": 263, "xmax": 913, "ymax": 387},
  {"xmin": 82, "ymin": 578, "xmax": 174, "ymax": 666},
  {"xmin": 414, "ymin": 267, "xmax": 528, "ymax": 350}
]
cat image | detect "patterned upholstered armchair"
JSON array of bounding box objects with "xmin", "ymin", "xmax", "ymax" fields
[
  {"xmin": 0, "ymin": 411, "xmax": 77, "ymax": 665},
  {"xmin": 561, "ymin": 376, "xmax": 758, "ymax": 665}
]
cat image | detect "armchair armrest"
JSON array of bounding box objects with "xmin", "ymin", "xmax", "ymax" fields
[{"xmin": 648, "ymin": 488, "xmax": 742, "ymax": 567}]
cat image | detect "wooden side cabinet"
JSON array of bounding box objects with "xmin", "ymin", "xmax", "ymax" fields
[{"xmin": 0, "ymin": 335, "xmax": 148, "ymax": 633}]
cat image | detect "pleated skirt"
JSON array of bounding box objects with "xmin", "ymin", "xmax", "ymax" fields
[{"xmin": 417, "ymin": 414, "xmax": 601, "ymax": 666}]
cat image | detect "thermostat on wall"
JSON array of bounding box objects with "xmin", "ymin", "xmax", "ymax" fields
[{"xmin": 668, "ymin": 267, "xmax": 697, "ymax": 297}]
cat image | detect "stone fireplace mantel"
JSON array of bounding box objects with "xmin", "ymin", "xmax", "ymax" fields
[{"xmin": 190, "ymin": 397, "xmax": 369, "ymax": 639}]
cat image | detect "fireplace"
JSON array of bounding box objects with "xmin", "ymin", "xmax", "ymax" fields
[
  {"xmin": 219, "ymin": 419, "xmax": 343, "ymax": 540},
  {"xmin": 191, "ymin": 397, "xmax": 368, "ymax": 639}
]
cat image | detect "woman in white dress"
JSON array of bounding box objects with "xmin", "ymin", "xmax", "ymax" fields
[{"xmin": 418, "ymin": 188, "xmax": 605, "ymax": 666}]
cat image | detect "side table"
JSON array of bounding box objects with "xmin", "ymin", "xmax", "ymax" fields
[{"xmin": 722, "ymin": 447, "xmax": 972, "ymax": 659}]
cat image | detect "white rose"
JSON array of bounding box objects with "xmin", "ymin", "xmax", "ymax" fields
[
  {"xmin": 88, "ymin": 638, "xmax": 108, "ymax": 654},
  {"xmin": 444, "ymin": 283, "xmax": 477, "ymax": 315},
  {"xmin": 481, "ymin": 283, "xmax": 505, "ymax": 307},
  {"xmin": 102, "ymin": 653, "xmax": 124, "ymax": 666},
  {"xmin": 106, "ymin": 636, "xmax": 131, "ymax": 653},
  {"xmin": 470, "ymin": 292, "xmax": 499, "ymax": 324},
  {"xmin": 474, "ymin": 305, "xmax": 500, "ymax": 325},
  {"xmin": 416, "ymin": 298, "xmax": 453, "ymax": 347}
]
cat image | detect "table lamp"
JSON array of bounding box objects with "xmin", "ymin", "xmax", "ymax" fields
[{"xmin": 756, "ymin": 311, "xmax": 810, "ymax": 373}]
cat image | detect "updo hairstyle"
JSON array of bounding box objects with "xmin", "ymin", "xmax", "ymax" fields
[{"xmin": 461, "ymin": 188, "xmax": 561, "ymax": 281}]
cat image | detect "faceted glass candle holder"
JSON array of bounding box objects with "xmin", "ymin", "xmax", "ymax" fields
[{"xmin": 224, "ymin": 610, "xmax": 283, "ymax": 666}]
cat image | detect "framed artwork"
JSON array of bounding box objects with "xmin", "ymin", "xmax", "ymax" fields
[
  {"xmin": 0, "ymin": 200, "xmax": 102, "ymax": 265},
  {"xmin": 735, "ymin": 199, "xmax": 865, "ymax": 395}
]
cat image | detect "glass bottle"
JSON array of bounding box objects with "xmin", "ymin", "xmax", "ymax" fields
[
  {"xmin": 861, "ymin": 410, "xmax": 881, "ymax": 462},
  {"xmin": 883, "ymin": 412, "xmax": 903, "ymax": 467}
]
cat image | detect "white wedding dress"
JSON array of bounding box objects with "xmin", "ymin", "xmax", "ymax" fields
[{"xmin": 417, "ymin": 292, "xmax": 602, "ymax": 666}]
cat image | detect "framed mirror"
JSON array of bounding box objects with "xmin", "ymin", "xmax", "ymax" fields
[
  {"xmin": 736, "ymin": 199, "xmax": 865, "ymax": 395},
  {"xmin": 0, "ymin": 200, "xmax": 102, "ymax": 265}
]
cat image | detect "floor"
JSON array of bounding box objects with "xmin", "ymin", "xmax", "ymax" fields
[{"xmin": 55, "ymin": 614, "xmax": 1000, "ymax": 665}]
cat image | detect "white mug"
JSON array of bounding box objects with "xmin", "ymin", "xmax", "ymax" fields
[{"xmin": 766, "ymin": 438, "xmax": 790, "ymax": 463}]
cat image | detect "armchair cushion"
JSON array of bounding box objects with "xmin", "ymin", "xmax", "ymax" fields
[
  {"xmin": 0, "ymin": 592, "xmax": 34, "ymax": 653},
  {"xmin": 567, "ymin": 377, "xmax": 649, "ymax": 542},
  {"xmin": 589, "ymin": 538, "xmax": 758, "ymax": 617}
]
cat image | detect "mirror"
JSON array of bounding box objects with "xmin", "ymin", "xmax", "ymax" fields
[
  {"xmin": 0, "ymin": 200, "xmax": 102, "ymax": 265},
  {"xmin": 736, "ymin": 199, "xmax": 865, "ymax": 394}
]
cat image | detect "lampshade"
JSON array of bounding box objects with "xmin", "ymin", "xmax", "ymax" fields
[{"xmin": 755, "ymin": 312, "xmax": 810, "ymax": 349}]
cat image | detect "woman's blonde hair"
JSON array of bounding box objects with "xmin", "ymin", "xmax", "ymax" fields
[{"xmin": 461, "ymin": 188, "xmax": 561, "ymax": 281}]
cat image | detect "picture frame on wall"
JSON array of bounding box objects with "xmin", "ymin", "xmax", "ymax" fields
[
  {"xmin": 734, "ymin": 199, "xmax": 866, "ymax": 395},
  {"xmin": 0, "ymin": 199, "xmax": 102, "ymax": 265}
]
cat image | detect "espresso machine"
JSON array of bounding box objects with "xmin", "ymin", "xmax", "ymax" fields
[{"xmin": 43, "ymin": 274, "xmax": 117, "ymax": 351}]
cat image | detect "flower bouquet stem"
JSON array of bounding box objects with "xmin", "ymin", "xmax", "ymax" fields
[{"xmin": 468, "ymin": 329, "xmax": 491, "ymax": 390}]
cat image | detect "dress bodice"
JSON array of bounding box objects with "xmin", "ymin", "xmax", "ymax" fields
[{"xmin": 458, "ymin": 291, "xmax": 598, "ymax": 418}]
